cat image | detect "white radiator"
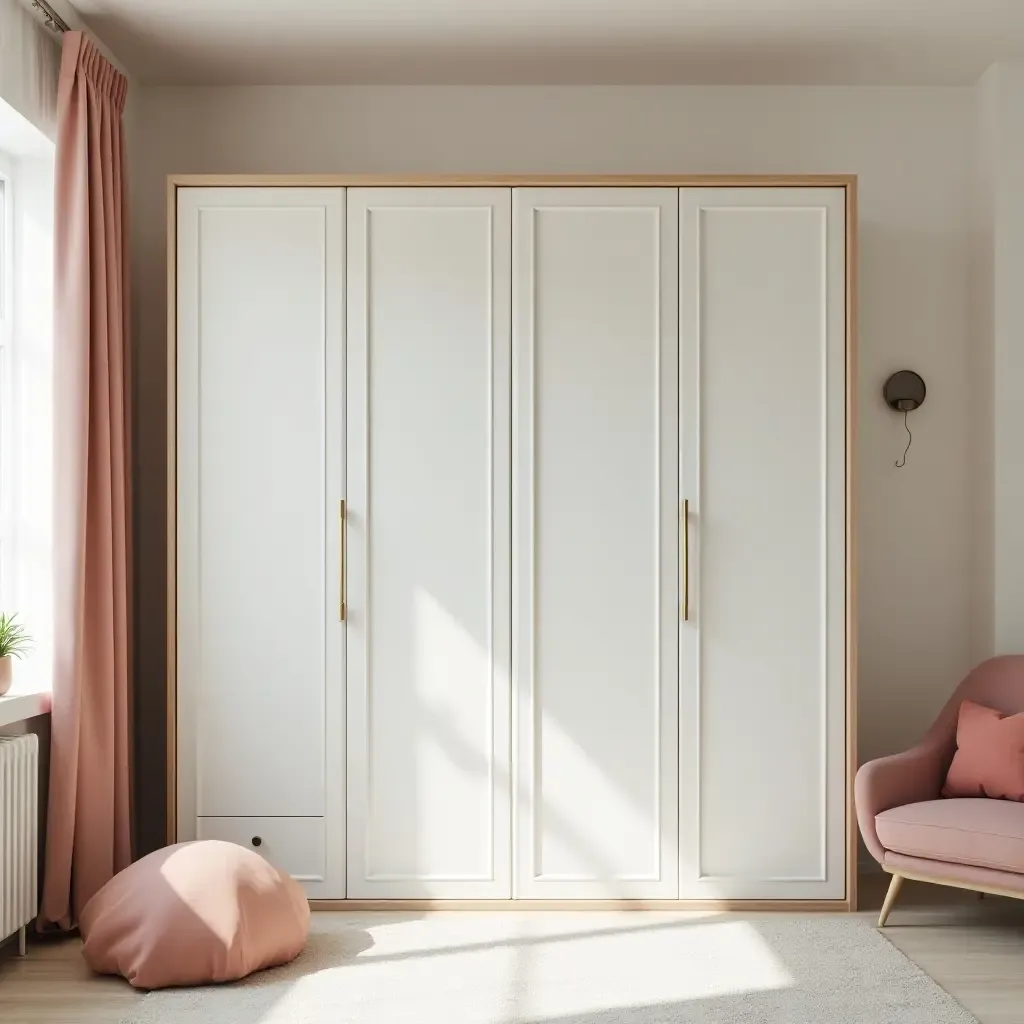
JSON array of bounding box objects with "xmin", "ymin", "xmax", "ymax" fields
[{"xmin": 0, "ymin": 734, "xmax": 38, "ymax": 955}]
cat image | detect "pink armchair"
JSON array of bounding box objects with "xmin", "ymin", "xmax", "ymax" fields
[{"xmin": 856, "ymin": 655, "xmax": 1024, "ymax": 925}]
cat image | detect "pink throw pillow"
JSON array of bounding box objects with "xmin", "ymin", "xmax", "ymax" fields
[
  {"xmin": 942, "ymin": 700, "xmax": 1024, "ymax": 801},
  {"xmin": 80, "ymin": 840, "xmax": 309, "ymax": 989}
]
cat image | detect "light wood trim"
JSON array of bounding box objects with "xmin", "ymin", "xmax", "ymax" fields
[
  {"xmin": 168, "ymin": 173, "xmax": 858, "ymax": 189},
  {"xmin": 883, "ymin": 867, "xmax": 1024, "ymax": 904},
  {"xmin": 846, "ymin": 177, "xmax": 859, "ymax": 912},
  {"xmin": 877, "ymin": 872, "xmax": 904, "ymax": 926},
  {"xmin": 165, "ymin": 175, "xmax": 177, "ymax": 846},
  {"xmin": 165, "ymin": 175, "xmax": 859, "ymax": 904},
  {"xmin": 309, "ymin": 898, "xmax": 851, "ymax": 912}
]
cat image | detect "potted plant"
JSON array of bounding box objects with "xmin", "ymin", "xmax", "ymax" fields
[{"xmin": 0, "ymin": 614, "xmax": 31, "ymax": 696}]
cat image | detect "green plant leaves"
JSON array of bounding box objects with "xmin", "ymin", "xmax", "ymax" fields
[{"xmin": 0, "ymin": 613, "xmax": 32, "ymax": 660}]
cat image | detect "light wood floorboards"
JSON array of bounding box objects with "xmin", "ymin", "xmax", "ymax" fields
[{"xmin": 1, "ymin": 876, "xmax": 1022, "ymax": 1023}]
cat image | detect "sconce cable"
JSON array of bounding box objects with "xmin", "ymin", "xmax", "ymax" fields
[{"xmin": 895, "ymin": 409, "xmax": 912, "ymax": 468}]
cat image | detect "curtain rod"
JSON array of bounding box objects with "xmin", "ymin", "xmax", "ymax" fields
[{"xmin": 30, "ymin": 0, "xmax": 69, "ymax": 33}]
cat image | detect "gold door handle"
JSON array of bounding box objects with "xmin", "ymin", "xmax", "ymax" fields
[
  {"xmin": 339, "ymin": 499, "xmax": 347, "ymax": 621},
  {"xmin": 681, "ymin": 499, "xmax": 690, "ymax": 622}
]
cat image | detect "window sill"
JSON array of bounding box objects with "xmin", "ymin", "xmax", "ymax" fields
[{"xmin": 0, "ymin": 690, "xmax": 50, "ymax": 728}]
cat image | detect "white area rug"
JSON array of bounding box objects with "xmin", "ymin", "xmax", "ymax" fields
[{"xmin": 121, "ymin": 911, "xmax": 977, "ymax": 1023}]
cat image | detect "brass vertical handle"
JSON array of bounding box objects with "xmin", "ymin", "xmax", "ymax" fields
[
  {"xmin": 339, "ymin": 499, "xmax": 347, "ymax": 621},
  {"xmin": 681, "ymin": 499, "xmax": 690, "ymax": 622}
]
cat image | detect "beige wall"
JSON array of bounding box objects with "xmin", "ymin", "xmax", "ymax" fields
[
  {"xmin": 0, "ymin": 0, "xmax": 58, "ymax": 140},
  {"xmin": 969, "ymin": 73, "xmax": 996, "ymax": 667},
  {"xmin": 130, "ymin": 84, "xmax": 975, "ymax": 855},
  {"xmin": 981, "ymin": 65, "xmax": 1024, "ymax": 656}
]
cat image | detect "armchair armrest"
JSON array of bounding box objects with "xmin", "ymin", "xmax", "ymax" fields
[{"xmin": 855, "ymin": 742, "xmax": 948, "ymax": 865}]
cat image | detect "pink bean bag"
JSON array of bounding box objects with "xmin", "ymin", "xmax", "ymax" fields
[{"xmin": 80, "ymin": 840, "xmax": 309, "ymax": 989}]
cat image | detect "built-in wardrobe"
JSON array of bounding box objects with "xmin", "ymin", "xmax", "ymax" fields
[{"xmin": 170, "ymin": 177, "xmax": 855, "ymax": 907}]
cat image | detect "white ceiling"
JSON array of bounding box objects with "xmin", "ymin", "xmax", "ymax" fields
[{"xmin": 68, "ymin": 0, "xmax": 1024, "ymax": 86}]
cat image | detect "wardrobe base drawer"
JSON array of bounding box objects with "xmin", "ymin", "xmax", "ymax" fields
[{"xmin": 197, "ymin": 816, "xmax": 326, "ymax": 883}]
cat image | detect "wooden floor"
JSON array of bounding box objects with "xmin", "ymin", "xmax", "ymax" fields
[
  {"xmin": 1, "ymin": 877, "xmax": 1022, "ymax": 1023},
  {"xmin": 859, "ymin": 875, "xmax": 1024, "ymax": 1023}
]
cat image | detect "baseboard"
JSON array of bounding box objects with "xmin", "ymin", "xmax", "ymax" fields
[{"xmin": 309, "ymin": 898, "xmax": 853, "ymax": 912}]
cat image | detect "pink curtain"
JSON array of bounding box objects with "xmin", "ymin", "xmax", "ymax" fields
[{"xmin": 39, "ymin": 32, "xmax": 132, "ymax": 931}]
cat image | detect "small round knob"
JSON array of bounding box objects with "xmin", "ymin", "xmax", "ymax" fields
[{"xmin": 251, "ymin": 836, "xmax": 262, "ymax": 848}]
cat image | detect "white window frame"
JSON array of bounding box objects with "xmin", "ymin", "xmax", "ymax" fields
[
  {"xmin": 0, "ymin": 113, "xmax": 55, "ymax": 697},
  {"xmin": 0, "ymin": 151, "xmax": 13, "ymax": 614}
]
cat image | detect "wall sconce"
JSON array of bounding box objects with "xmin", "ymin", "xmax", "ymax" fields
[{"xmin": 883, "ymin": 370, "xmax": 926, "ymax": 468}]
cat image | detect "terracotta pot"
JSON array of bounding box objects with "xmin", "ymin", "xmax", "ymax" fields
[{"xmin": 0, "ymin": 656, "xmax": 12, "ymax": 696}]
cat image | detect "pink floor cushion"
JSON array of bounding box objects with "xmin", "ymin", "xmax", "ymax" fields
[{"xmin": 79, "ymin": 840, "xmax": 309, "ymax": 989}]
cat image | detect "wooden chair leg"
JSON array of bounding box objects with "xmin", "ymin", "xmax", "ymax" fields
[{"xmin": 878, "ymin": 873, "xmax": 904, "ymax": 927}]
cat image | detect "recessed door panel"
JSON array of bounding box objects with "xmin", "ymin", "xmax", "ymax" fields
[
  {"xmin": 346, "ymin": 188, "xmax": 512, "ymax": 898},
  {"xmin": 678, "ymin": 187, "xmax": 846, "ymax": 899},
  {"xmin": 176, "ymin": 187, "xmax": 345, "ymax": 898},
  {"xmin": 513, "ymin": 188, "xmax": 679, "ymax": 899}
]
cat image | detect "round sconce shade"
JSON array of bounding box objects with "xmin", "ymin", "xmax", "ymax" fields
[{"xmin": 883, "ymin": 370, "xmax": 926, "ymax": 412}]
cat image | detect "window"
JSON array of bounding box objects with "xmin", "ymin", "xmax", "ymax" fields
[
  {"xmin": 0, "ymin": 154, "xmax": 13, "ymax": 613},
  {"xmin": 0, "ymin": 129, "xmax": 56, "ymax": 694}
]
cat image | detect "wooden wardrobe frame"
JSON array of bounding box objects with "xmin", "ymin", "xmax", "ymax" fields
[{"xmin": 165, "ymin": 173, "xmax": 859, "ymax": 912}]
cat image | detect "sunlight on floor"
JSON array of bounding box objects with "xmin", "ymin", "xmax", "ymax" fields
[{"xmin": 265, "ymin": 915, "xmax": 793, "ymax": 1023}]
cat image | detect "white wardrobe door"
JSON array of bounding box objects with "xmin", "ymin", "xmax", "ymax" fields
[
  {"xmin": 176, "ymin": 187, "xmax": 345, "ymax": 898},
  {"xmin": 346, "ymin": 188, "xmax": 512, "ymax": 898},
  {"xmin": 679, "ymin": 187, "xmax": 846, "ymax": 899},
  {"xmin": 513, "ymin": 188, "xmax": 679, "ymax": 899}
]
